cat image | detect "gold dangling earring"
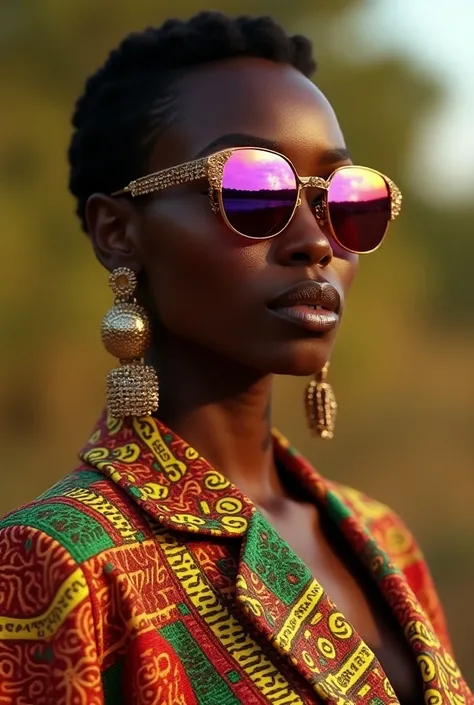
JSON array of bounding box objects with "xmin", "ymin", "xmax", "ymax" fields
[
  {"xmin": 305, "ymin": 362, "xmax": 337, "ymax": 440},
  {"xmin": 101, "ymin": 267, "xmax": 159, "ymax": 418}
]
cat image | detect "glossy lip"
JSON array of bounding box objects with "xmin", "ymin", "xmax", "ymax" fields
[
  {"xmin": 268, "ymin": 280, "xmax": 341, "ymax": 313},
  {"xmin": 267, "ymin": 281, "xmax": 341, "ymax": 333}
]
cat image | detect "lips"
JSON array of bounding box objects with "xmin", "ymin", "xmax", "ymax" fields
[
  {"xmin": 267, "ymin": 281, "xmax": 341, "ymax": 333},
  {"xmin": 268, "ymin": 281, "xmax": 341, "ymax": 313}
]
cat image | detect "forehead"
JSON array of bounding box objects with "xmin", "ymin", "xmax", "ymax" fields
[{"xmin": 148, "ymin": 57, "xmax": 346, "ymax": 169}]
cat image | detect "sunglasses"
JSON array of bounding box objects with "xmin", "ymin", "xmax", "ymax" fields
[{"xmin": 112, "ymin": 147, "xmax": 402, "ymax": 254}]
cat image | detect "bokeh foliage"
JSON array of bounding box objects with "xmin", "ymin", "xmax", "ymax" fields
[{"xmin": 0, "ymin": 0, "xmax": 472, "ymax": 683}]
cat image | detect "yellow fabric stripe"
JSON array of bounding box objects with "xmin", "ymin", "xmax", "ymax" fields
[
  {"xmin": 274, "ymin": 581, "xmax": 325, "ymax": 652},
  {"xmin": 326, "ymin": 642, "xmax": 375, "ymax": 694},
  {"xmin": 156, "ymin": 531, "xmax": 304, "ymax": 705},
  {"xmin": 0, "ymin": 567, "xmax": 88, "ymax": 640}
]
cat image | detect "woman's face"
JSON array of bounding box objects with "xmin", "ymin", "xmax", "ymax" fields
[{"xmin": 97, "ymin": 58, "xmax": 358, "ymax": 376}]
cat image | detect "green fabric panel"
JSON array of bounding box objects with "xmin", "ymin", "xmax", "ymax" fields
[
  {"xmin": 38, "ymin": 471, "xmax": 104, "ymax": 500},
  {"xmin": 242, "ymin": 512, "xmax": 312, "ymax": 606},
  {"xmin": 1, "ymin": 501, "xmax": 115, "ymax": 562},
  {"xmin": 325, "ymin": 490, "xmax": 353, "ymax": 522},
  {"xmin": 160, "ymin": 621, "xmax": 241, "ymax": 705},
  {"xmin": 102, "ymin": 656, "xmax": 125, "ymax": 705}
]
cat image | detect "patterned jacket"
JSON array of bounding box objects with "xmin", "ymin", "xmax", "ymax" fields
[{"xmin": 0, "ymin": 411, "xmax": 471, "ymax": 704}]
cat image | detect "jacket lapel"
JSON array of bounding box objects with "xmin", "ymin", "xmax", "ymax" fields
[
  {"xmin": 235, "ymin": 510, "xmax": 398, "ymax": 703},
  {"xmin": 272, "ymin": 431, "xmax": 469, "ymax": 703}
]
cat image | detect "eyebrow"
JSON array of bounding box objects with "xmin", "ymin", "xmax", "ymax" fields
[{"xmin": 193, "ymin": 132, "xmax": 351, "ymax": 165}]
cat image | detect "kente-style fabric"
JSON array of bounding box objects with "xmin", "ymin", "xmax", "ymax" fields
[{"xmin": 0, "ymin": 411, "xmax": 471, "ymax": 704}]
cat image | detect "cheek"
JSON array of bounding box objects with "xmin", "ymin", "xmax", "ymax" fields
[
  {"xmin": 137, "ymin": 198, "xmax": 268, "ymax": 326},
  {"xmin": 332, "ymin": 252, "xmax": 359, "ymax": 297}
]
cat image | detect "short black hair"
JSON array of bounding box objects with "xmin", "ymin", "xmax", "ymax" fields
[{"xmin": 68, "ymin": 11, "xmax": 317, "ymax": 233}]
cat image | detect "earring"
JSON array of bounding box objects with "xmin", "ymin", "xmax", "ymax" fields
[
  {"xmin": 101, "ymin": 267, "xmax": 159, "ymax": 418},
  {"xmin": 305, "ymin": 362, "xmax": 337, "ymax": 440}
]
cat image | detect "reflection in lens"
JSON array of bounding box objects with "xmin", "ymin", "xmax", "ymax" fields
[
  {"xmin": 221, "ymin": 149, "xmax": 298, "ymax": 238},
  {"xmin": 328, "ymin": 167, "xmax": 390, "ymax": 253}
]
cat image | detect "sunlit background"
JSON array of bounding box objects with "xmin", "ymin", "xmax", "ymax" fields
[{"xmin": 0, "ymin": 0, "xmax": 472, "ymax": 683}]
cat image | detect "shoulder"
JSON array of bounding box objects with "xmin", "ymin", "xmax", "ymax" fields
[
  {"xmin": 0, "ymin": 468, "xmax": 109, "ymax": 639},
  {"xmin": 330, "ymin": 481, "xmax": 423, "ymax": 570},
  {"xmin": 0, "ymin": 465, "xmax": 160, "ymax": 630},
  {"xmin": 0, "ymin": 466, "xmax": 157, "ymax": 701},
  {"xmin": 330, "ymin": 481, "xmax": 453, "ymax": 651},
  {"xmin": 0, "ymin": 465, "xmax": 155, "ymax": 628},
  {"xmin": 0, "ymin": 466, "xmax": 151, "ymax": 566},
  {"xmin": 331, "ymin": 481, "xmax": 399, "ymax": 523}
]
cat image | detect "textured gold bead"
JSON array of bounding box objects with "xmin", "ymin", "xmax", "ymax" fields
[{"xmin": 101, "ymin": 302, "xmax": 150, "ymax": 360}]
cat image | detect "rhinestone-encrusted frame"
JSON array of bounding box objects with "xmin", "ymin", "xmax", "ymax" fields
[
  {"xmin": 125, "ymin": 158, "xmax": 208, "ymax": 197},
  {"xmin": 113, "ymin": 149, "xmax": 402, "ymax": 224},
  {"xmin": 387, "ymin": 178, "xmax": 403, "ymax": 220}
]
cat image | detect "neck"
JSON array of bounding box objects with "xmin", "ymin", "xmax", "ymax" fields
[{"xmin": 150, "ymin": 338, "xmax": 289, "ymax": 509}]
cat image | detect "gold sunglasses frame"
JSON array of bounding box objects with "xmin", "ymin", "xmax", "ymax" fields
[{"xmin": 112, "ymin": 147, "xmax": 402, "ymax": 254}]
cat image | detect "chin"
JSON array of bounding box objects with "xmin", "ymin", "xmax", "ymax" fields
[{"xmin": 258, "ymin": 338, "xmax": 336, "ymax": 377}]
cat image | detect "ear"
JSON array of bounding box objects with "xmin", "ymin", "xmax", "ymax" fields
[{"xmin": 85, "ymin": 193, "xmax": 143, "ymax": 273}]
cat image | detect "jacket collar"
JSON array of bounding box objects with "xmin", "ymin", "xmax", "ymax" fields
[{"xmin": 80, "ymin": 410, "xmax": 256, "ymax": 537}]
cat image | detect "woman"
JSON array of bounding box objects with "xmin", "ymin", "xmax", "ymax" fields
[{"xmin": 0, "ymin": 11, "xmax": 471, "ymax": 704}]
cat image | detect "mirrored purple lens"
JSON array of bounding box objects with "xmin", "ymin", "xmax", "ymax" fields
[
  {"xmin": 328, "ymin": 167, "xmax": 391, "ymax": 253},
  {"xmin": 221, "ymin": 149, "xmax": 298, "ymax": 238}
]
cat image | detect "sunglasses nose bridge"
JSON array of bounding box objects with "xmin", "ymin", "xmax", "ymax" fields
[
  {"xmin": 300, "ymin": 176, "xmax": 329, "ymax": 189},
  {"xmin": 295, "ymin": 178, "xmax": 327, "ymax": 224},
  {"xmin": 297, "ymin": 176, "xmax": 328, "ymax": 205}
]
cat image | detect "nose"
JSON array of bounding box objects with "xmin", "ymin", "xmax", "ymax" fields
[{"xmin": 272, "ymin": 205, "xmax": 333, "ymax": 268}]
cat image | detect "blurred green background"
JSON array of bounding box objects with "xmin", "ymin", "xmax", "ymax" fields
[{"xmin": 0, "ymin": 0, "xmax": 472, "ymax": 683}]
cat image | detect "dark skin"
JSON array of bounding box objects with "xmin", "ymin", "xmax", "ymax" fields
[{"xmin": 86, "ymin": 58, "xmax": 421, "ymax": 702}]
